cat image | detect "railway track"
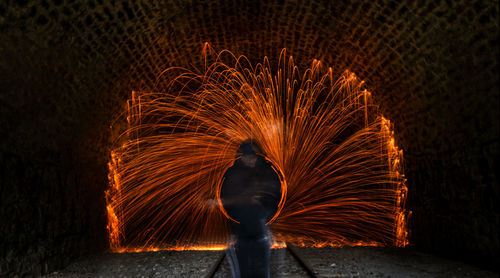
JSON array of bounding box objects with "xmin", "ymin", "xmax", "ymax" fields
[{"xmin": 205, "ymin": 243, "xmax": 318, "ymax": 278}]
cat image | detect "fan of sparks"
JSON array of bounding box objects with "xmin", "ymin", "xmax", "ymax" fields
[{"xmin": 106, "ymin": 46, "xmax": 409, "ymax": 252}]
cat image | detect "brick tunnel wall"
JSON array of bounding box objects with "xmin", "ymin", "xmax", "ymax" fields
[{"xmin": 0, "ymin": 0, "xmax": 498, "ymax": 275}]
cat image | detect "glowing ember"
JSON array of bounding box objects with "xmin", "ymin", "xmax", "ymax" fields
[{"xmin": 106, "ymin": 45, "xmax": 409, "ymax": 251}]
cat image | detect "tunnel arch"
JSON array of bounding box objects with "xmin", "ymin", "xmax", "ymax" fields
[{"xmin": 105, "ymin": 47, "xmax": 408, "ymax": 250}]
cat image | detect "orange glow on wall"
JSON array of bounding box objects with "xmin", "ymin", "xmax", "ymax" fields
[{"xmin": 105, "ymin": 45, "xmax": 409, "ymax": 252}]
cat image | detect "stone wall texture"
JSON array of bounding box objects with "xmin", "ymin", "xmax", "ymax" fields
[{"xmin": 0, "ymin": 0, "xmax": 498, "ymax": 276}]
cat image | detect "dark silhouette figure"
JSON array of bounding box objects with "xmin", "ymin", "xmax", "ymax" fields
[{"xmin": 221, "ymin": 140, "xmax": 281, "ymax": 278}]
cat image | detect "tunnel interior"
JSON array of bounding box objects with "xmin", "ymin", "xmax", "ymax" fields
[
  {"xmin": 0, "ymin": 0, "xmax": 498, "ymax": 276},
  {"xmin": 106, "ymin": 49, "xmax": 409, "ymax": 251}
]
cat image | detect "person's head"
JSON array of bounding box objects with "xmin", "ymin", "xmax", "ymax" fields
[{"xmin": 237, "ymin": 140, "xmax": 261, "ymax": 167}]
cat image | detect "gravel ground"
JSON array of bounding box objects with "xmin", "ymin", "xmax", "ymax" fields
[{"xmin": 44, "ymin": 247, "xmax": 497, "ymax": 278}]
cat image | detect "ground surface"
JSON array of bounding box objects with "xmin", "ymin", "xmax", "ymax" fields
[{"xmin": 44, "ymin": 247, "xmax": 497, "ymax": 278}]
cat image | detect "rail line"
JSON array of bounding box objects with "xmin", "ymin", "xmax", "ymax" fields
[{"xmin": 205, "ymin": 243, "xmax": 318, "ymax": 278}]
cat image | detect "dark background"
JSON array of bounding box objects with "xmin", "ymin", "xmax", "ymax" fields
[{"xmin": 0, "ymin": 0, "xmax": 498, "ymax": 276}]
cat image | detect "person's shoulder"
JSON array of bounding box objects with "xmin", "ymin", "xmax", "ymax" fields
[
  {"xmin": 259, "ymin": 158, "xmax": 280, "ymax": 175},
  {"xmin": 262, "ymin": 158, "xmax": 274, "ymax": 166},
  {"xmin": 259, "ymin": 156, "xmax": 275, "ymax": 168},
  {"xmin": 223, "ymin": 161, "xmax": 244, "ymax": 177}
]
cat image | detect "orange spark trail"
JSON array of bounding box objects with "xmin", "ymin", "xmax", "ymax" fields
[{"xmin": 106, "ymin": 46, "xmax": 409, "ymax": 252}]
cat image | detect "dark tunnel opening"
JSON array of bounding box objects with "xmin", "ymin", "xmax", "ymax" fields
[{"xmin": 105, "ymin": 49, "xmax": 408, "ymax": 251}]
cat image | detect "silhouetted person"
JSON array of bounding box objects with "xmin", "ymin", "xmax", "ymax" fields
[{"xmin": 220, "ymin": 140, "xmax": 281, "ymax": 278}]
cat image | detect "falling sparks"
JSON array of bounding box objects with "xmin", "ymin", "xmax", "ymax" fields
[{"xmin": 106, "ymin": 46, "xmax": 409, "ymax": 252}]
